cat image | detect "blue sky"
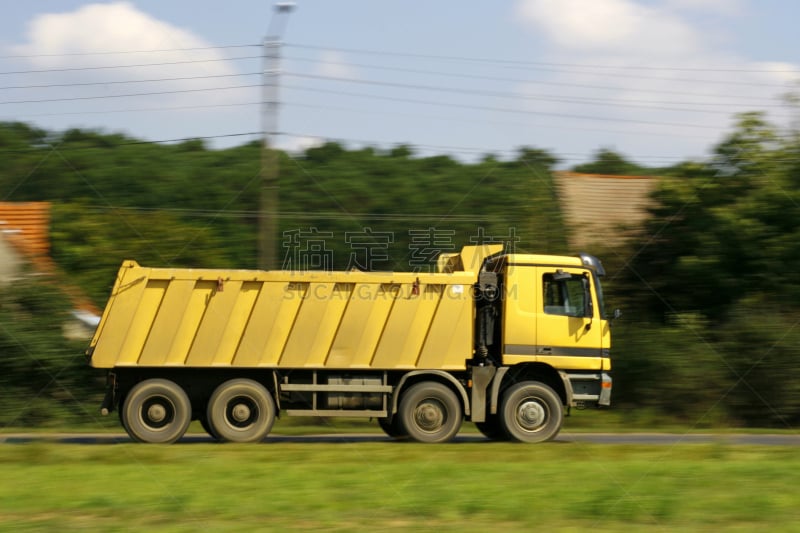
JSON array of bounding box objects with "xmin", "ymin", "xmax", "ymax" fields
[{"xmin": 1, "ymin": 0, "xmax": 799, "ymax": 167}]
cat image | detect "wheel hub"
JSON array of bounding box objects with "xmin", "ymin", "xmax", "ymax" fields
[
  {"xmin": 231, "ymin": 403, "xmax": 252, "ymax": 423},
  {"xmin": 415, "ymin": 401, "xmax": 444, "ymax": 431},
  {"xmin": 516, "ymin": 399, "xmax": 546, "ymax": 430},
  {"xmin": 147, "ymin": 403, "xmax": 167, "ymax": 423}
]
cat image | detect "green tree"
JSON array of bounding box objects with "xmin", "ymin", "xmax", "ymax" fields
[
  {"xmin": 0, "ymin": 276, "xmax": 99, "ymax": 426},
  {"xmin": 610, "ymin": 111, "xmax": 800, "ymax": 426},
  {"xmin": 625, "ymin": 112, "xmax": 800, "ymax": 320},
  {"xmin": 572, "ymin": 148, "xmax": 649, "ymax": 175}
]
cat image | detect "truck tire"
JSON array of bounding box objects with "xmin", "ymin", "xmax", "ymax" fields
[
  {"xmin": 207, "ymin": 379, "xmax": 276, "ymax": 443},
  {"xmin": 500, "ymin": 381, "xmax": 563, "ymax": 443},
  {"xmin": 474, "ymin": 415, "xmax": 509, "ymax": 441},
  {"xmin": 122, "ymin": 379, "xmax": 192, "ymax": 444},
  {"xmin": 199, "ymin": 415, "xmax": 220, "ymax": 441},
  {"xmin": 399, "ymin": 382, "xmax": 462, "ymax": 443},
  {"xmin": 377, "ymin": 416, "xmax": 407, "ymax": 439}
]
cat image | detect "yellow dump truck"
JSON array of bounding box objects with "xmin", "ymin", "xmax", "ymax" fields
[{"xmin": 87, "ymin": 245, "xmax": 613, "ymax": 443}]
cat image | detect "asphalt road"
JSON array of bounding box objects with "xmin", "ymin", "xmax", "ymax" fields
[{"xmin": 1, "ymin": 432, "xmax": 798, "ymax": 445}]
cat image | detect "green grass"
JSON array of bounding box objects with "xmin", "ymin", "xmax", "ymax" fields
[{"xmin": 1, "ymin": 441, "xmax": 798, "ymax": 532}]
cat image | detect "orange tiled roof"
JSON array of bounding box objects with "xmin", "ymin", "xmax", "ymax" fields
[
  {"xmin": 0, "ymin": 201, "xmax": 51, "ymax": 258},
  {"xmin": 0, "ymin": 202, "xmax": 100, "ymax": 315}
]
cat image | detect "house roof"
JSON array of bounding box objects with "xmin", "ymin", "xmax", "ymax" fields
[
  {"xmin": 554, "ymin": 172, "xmax": 658, "ymax": 251},
  {"xmin": 0, "ymin": 201, "xmax": 51, "ymax": 258},
  {"xmin": 0, "ymin": 201, "xmax": 100, "ymax": 316}
]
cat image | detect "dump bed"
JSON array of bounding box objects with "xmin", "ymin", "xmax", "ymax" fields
[{"xmin": 88, "ymin": 253, "xmax": 488, "ymax": 371}]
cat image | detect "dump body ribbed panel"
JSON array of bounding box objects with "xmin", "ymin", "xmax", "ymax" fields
[{"xmin": 89, "ymin": 261, "xmax": 478, "ymax": 370}]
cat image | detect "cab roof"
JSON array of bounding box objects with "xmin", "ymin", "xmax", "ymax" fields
[{"xmin": 486, "ymin": 252, "xmax": 605, "ymax": 275}]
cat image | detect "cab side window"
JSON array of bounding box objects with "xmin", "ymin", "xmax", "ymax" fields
[{"xmin": 543, "ymin": 273, "xmax": 588, "ymax": 317}]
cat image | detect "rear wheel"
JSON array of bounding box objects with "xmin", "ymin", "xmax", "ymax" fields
[
  {"xmin": 399, "ymin": 382, "xmax": 462, "ymax": 443},
  {"xmin": 118, "ymin": 394, "xmax": 128, "ymax": 432},
  {"xmin": 500, "ymin": 381, "xmax": 563, "ymax": 443},
  {"xmin": 199, "ymin": 415, "xmax": 220, "ymax": 441},
  {"xmin": 122, "ymin": 379, "xmax": 192, "ymax": 444},
  {"xmin": 207, "ymin": 379, "xmax": 276, "ymax": 443}
]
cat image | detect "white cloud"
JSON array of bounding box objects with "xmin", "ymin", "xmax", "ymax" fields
[
  {"xmin": 512, "ymin": 0, "xmax": 800, "ymax": 164},
  {"xmin": 5, "ymin": 2, "xmax": 256, "ymax": 144},
  {"xmin": 516, "ymin": 0, "xmax": 700, "ymax": 58},
  {"xmin": 10, "ymin": 2, "xmax": 242, "ymax": 103},
  {"xmin": 316, "ymin": 51, "xmax": 359, "ymax": 79},
  {"xmin": 16, "ymin": 2, "xmax": 199, "ymax": 57},
  {"xmin": 754, "ymin": 61, "xmax": 800, "ymax": 86},
  {"xmin": 664, "ymin": 0, "xmax": 746, "ymax": 16}
]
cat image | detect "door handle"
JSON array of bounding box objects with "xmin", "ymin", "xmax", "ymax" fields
[{"xmin": 539, "ymin": 347, "xmax": 552, "ymax": 354}]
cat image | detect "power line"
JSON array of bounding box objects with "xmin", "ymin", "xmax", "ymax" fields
[
  {"xmin": 286, "ymin": 43, "xmax": 800, "ymax": 75},
  {"xmin": 0, "ymin": 72, "xmax": 260, "ymax": 91},
  {"xmin": 0, "ymin": 125, "xmax": 667, "ymax": 160},
  {"xmin": 0, "ymin": 40, "xmax": 794, "ymax": 165},
  {"xmin": 0, "ymin": 131, "xmax": 262, "ymax": 154},
  {"xmin": 3, "ymin": 40, "xmax": 795, "ymax": 75},
  {"xmin": 0, "ymin": 44, "xmax": 259, "ymax": 60},
  {"xmin": 285, "ymin": 72, "xmax": 789, "ymax": 114},
  {"xmin": 0, "ymin": 83, "xmax": 260, "ymax": 105},
  {"xmin": 11, "ymin": 100, "xmax": 260, "ymax": 118},
  {"xmin": 284, "ymin": 44, "xmax": 800, "ymax": 89},
  {"xmin": 0, "ymin": 60, "xmax": 785, "ymax": 114},
  {"xmin": 282, "ymin": 83, "xmax": 724, "ymax": 130},
  {"xmin": 284, "ymin": 55, "xmax": 781, "ymax": 104},
  {"xmin": 281, "ymin": 102, "xmax": 713, "ymax": 141},
  {"xmin": 278, "ymin": 131, "xmax": 727, "ymax": 162},
  {"xmin": 69, "ymin": 204, "xmax": 514, "ymax": 222},
  {"xmin": 0, "ymin": 55, "xmax": 260, "ymax": 76},
  {"xmin": 4, "ymin": 96, "xmax": 712, "ymax": 143},
  {"xmin": 1, "ymin": 62, "xmax": 783, "ymax": 113},
  {"xmin": 4, "ymin": 127, "xmax": 800, "ymax": 165},
  {"xmin": 101, "ymin": 131, "xmax": 262, "ymax": 146},
  {"xmin": 2, "ymin": 44, "xmax": 795, "ymax": 90},
  {"xmin": 0, "ymin": 68, "xmax": 786, "ymax": 117}
]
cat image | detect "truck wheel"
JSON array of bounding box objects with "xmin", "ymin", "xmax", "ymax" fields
[
  {"xmin": 118, "ymin": 394, "xmax": 128, "ymax": 432},
  {"xmin": 500, "ymin": 382, "xmax": 563, "ymax": 443},
  {"xmin": 399, "ymin": 382, "xmax": 462, "ymax": 443},
  {"xmin": 122, "ymin": 379, "xmax": 192, "ymax": 444},
  {"xmin": 475, "ymin": 415, "xmax": 509, "ymax": 441},
  {"xmin": 199, "ymin": 415, "xmax": 220, "ymax": 441},
  {"xmin": 378, "ymin": 416, "xmax": 407, "ymax": 439},
  {"xmin": 207, "ymin": 379, "xmax": 275, "ymax": 443}
]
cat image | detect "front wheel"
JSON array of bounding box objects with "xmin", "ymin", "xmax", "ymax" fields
[
  {"xmin": 122, "ymin": 379, "xmax": 192, "ymax": 444},
  {"xmin": 500, "ymin": 382, "xmax": 563, "ymax": 443},
  {"xmin": 399, "ymin": 382, "xmax": 462, "ymax": 443},
  {"xmin": 206, "ymin": 379, "xmax": 276, "ymax": 443}
]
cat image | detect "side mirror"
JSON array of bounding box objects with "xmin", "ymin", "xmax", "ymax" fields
[{"xmin": 612, "ymin": 308, "xmax": 622, "ymax": 320}]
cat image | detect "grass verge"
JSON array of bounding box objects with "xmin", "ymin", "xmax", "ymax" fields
[{"xmin": 0, "ymin": 441, "xmax": 798, "ymax": 531}]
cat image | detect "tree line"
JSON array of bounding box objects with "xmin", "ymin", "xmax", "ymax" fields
[{"xmin": 0, "ymin": 113, "xmax": 798, "ymax": 428}]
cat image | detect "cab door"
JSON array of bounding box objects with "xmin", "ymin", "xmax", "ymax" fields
[{"xmin": 534, "ymin": 267, "xmax": 604, "ymax": 370}]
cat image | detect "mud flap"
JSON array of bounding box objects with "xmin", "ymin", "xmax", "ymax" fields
[
  {"xmin": 100, "ymin": 372, "xmax": 117, "ymax": 416},
  {"xmin": 470, "ymin": 365, "xmax": 497, "ymax": 423}
]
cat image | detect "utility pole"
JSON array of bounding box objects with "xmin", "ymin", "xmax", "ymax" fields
[{"xmin": 259, "ymin": 2, "xmax": 295, "ymax": 270}]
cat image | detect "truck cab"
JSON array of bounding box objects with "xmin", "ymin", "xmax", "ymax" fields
[
  {"xmin": 498, "ymin": 253, "xmax": 610, "ymax": 373},
  {"xmin": 470, "ymin": 251, "xmax": 612, "ymax": 440}
]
